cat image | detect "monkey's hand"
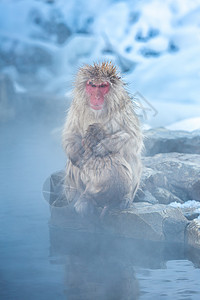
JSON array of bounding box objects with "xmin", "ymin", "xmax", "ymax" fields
[
  {"xmin": 83, "ymin": 123, "xmax": 106, "ymax": 151},
  {"xmin": 92, "ymin": 140, "xmax": 111, "ymax": 157},
  {"xmin": 93, "ymin": 131, "xmax": 130, "ymax": 156},
  {"xmin": 64, "ymin": 134, "xmax": 85, "ymax": 167}
]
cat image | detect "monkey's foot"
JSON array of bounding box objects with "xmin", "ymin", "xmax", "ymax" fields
[
  {"xmin": 100, "ymin": 205, "xmax": 109, "ymax": 219},
  {"xmin": 74, "ymin": 196, "xmax": 97, "ymax": 218},
  {"xmin": 120, "ymin": 197, "xmax": 132, "ymax": 210},
  {"xmin": 100, "ymin": 199, "xmax": 132, "ymax": 220}
]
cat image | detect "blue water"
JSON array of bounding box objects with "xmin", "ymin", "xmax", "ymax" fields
[
  {"xmin": 0, "ymin": 118, "xmax": 66, "ymax": 299},
  {"xmin": 1, "ymin": 117, "xmax": 200, "ymax": 300}
]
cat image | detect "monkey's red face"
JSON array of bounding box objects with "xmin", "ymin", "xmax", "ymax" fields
[{"xmin": 86, "ymin": 80, "xmax": 110, "ymax": 110}]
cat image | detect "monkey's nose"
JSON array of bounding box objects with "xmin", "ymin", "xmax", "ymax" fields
[{"xmin": 94, "ymin": 88, "xmax": 102, "ymax": 99}]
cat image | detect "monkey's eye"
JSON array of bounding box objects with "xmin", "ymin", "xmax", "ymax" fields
[
  {"xmin": 99, "ymin": 82, "xmax": 110, "ymax": 88},
  {"xmin": 88, "ymin": 81, "xmax": 96, "ymax": 87}
]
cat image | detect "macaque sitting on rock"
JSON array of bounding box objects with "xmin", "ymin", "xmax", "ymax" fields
[{"xmin": 62, "ymin": 62, "xmax": 143, "ymax": 217}]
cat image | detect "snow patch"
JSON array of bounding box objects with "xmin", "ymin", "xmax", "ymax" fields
[
  {"xmin": 166, "ymin": 117, "xmax": 200, "ymax": 131},
  {"xmin": 170, "ymin": 200, "xmax": 200, "ymax": 209},
  {"xmin": 0, "ymin": 0, "xmax": 200, "ymax": 126}
]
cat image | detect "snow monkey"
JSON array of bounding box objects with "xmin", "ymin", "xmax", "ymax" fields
[{"xmin": 62, "ymin": 62, "xmax": 143, "ymax": 217}]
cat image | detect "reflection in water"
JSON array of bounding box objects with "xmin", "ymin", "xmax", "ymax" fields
[
  {"xmin": 49, "ymin": 224, "xmax": 139, "ymax": 300},
  {"xmin": 48, "ymin": 205, "xmax": 192, "ymax": 300},
  {"xmin": 49, "ymin": 219, "xmax": 200, "ymax": 299}
]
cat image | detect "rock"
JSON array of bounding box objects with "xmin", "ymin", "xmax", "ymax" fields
[
  {"xmin": 50, "ymin": 205, "xmax": 96, "ymax": 232},
  {"xmin": 186, "ymin": 219, "xmax": 200, "ymax": 249},
  {"xmin": 141, "ymin": 153, "xmax": 200, "ymax": 203},
  {"xmin": 152, "ymin": 187, "xmax": 182, "ymax": 205},
  {"xmin": 45, "ymin": 150, "xmax": 200, "ymax": 244},
  {"xmin": 135, "ymin": 189, "xmax": 158, "ymax": 204},
  {"xmin": 136, "ymin": 185, "xmax": 182, "ymax": 205},
  {"xmin": 180, "ymin": 207, "xmax": 200, "ymax": 221},
  {"xmin": 103, "ymin": 203, "xmax": 188, "ymax": 242},
  {"xmin": 48, "ymin": 190, "xmax": 188, "ymax": 243},
  {"xmin": 43, "ymin": 170, "xmax": 67, "ymax": 207},
  {"xmin": 46, "ymin": 152, "xmax": 200, "ymax": 208},
  {"xmin": 144, "ymin": 128, "xmax": 200, "ymax": 156},
  {"xmin": 170, "ymin": 201, "xmax": 200, "ymax": 220}
]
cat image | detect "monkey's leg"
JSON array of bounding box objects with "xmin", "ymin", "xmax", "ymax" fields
[
  {"xmin": 119, "ymin": 179, "xmax": 140, "ymax": 210},
  {"xmin": 63, "ymin": 133, "xmax": 84, "ymax": 168},
  {"xmin": 64, "ymin": 162, "xmax": 85, "ymax": 206},
  {"xmin": 100, "ymin": 194, "xmax": 131, "ymax": 219},
  {"xmin": 74, "ymin": 194, "xmax": 98, "ymax": 217},
  {"xmin": 99, "ymin": 205, "xmax": 110, "ymax": 219},
  {"xmin": 76, "ymin": 161, "xmax": 135, "ymax": 217},
  {"xmin": 119, "ymin": 194, "xmax": 132, "ymax": 210},
  {"xmin": 84, "ymin": 176, "xmax": 130, "ymax": 218}
]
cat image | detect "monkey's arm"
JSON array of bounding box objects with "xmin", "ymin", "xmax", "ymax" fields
[
  {"xmin": 63, "ymin": 133, "xmax": 84, "ymax": 167},
  {"xmin": 93, "ymin": 131, "xmax": 131, "ymax": 156}
]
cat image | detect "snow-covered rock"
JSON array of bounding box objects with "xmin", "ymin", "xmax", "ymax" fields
[
  {"xmin": 170, "ymin": 200, "xmax": 200, "ymax": 220},
  {"xmin": 141, "ymin": 153, "xmax": 200, "ymax": 203},
  {"xmin": 49, "ymin": 197, "xmax": 188, "ymax": 243},
  {"xmin": 103, "ymin": 202, "xmax": 188, "ymax": 242},
  {"xmin": 166, "ymin": 118, "xmax": 200, "ymax": 132},
  {"xmin": 144, "ymin": 128, "xmax": 200, "ymax": 156}
]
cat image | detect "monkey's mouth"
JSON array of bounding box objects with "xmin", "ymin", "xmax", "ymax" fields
[{"xmin": 90, "ymin": 104, "xmax": 103, "ymax": 110}]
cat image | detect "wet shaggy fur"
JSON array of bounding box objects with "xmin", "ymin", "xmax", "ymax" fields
[{"xmin": 62, "ymin": 61, "xmax": 143, "ymax": 216}]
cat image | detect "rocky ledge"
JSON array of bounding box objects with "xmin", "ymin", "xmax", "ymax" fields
[
  {"xmin": 144, "ymin": 127, "xmax": 200, "ymax": 156},
  {"xmin": 138, "ymin": 152, "xmax": 200, "ymax": 205},
  {"xmin": 186, "ymin": 219, "xmax": 200, "ymax": 250},
  {"xmin": 49, "ymin": 202, "xmax": 188, "ymax": 243},
  {"xmin": 45, "ymin": 128, "xmax": 200, "ymax": 249}
]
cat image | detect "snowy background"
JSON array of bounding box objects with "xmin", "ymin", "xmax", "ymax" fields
[{"xmin": 0, "ymin": 0, "xmax": 200, "ymax": 129}]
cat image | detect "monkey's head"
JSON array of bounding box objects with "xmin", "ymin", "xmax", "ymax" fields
[
  {"xmin": 85, "ymin": 80, "xmax": 110, "ymax": 111},
  {"xmin": 74, "ymin": 62, "xmax": 125, "ymax": 114}
]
